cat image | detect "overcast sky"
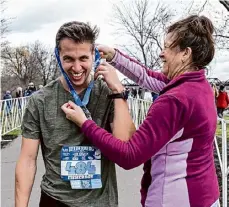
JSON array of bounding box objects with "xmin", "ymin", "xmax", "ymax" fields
[{"xmin": 3, "ymin": 0, "xmax": 229, "ymax": 81}]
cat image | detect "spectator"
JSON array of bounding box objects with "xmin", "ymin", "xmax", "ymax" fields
[
  {"xmin": 216, "ymin": 85, "xmax": 229, "ymax": 118},
  {"xmin": 16, "ymin": 87, "xmax": 23, "ymax": 98},
  {"xmin": 132, "ymin": 88, "xmax": 137, "ymax": 98},
  {"xmin": 16, "ymin": 87, "xmax": 23, "ymax": 109},
  {"xmin": 38, "ymin": 85, "xmax": 44, "ymax": 90},
  {"xmin": 138, "ymin": 88, "xmax": 145, "ymax": 99},
  {"xmin": 210, "ymin": 83, "xmax": 219, "ymax": 103},
  {"xmin": 151, "ymin": 91, "xmax": 159, "ymax": 102},
  {"xmin": 24, "ymin": 82, "xmax": 36, "ymax": 96},
  {"xmin": 3, "ymin": 90, "xmax": 12, "ymax": 115}
]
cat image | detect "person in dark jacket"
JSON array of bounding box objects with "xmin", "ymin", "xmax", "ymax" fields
[
  {"xmin": 24, "ymin": 82, "xmax": 36, "ymax": 96},
  {"xmin": 3, "ymin": 90, "xmax": 12, "ymax": 115}
]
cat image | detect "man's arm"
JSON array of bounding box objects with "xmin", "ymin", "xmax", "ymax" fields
[
  {"xmin": 15, "ymin": 138, "xmax": 40, "ymax": 207},
  {"xmin": 111, "ymin": 98, "xmax": 136, "ymax": 142}
]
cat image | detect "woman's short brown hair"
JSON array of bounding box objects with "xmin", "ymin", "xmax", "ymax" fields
[{"xmin": 167, "ymin": 15, "xmax": 215, "ymax": 69}]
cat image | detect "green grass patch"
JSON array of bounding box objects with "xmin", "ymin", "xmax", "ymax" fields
[{"xmin": 6, "ymin": 128, "xmax": 22, "ymax": 136}]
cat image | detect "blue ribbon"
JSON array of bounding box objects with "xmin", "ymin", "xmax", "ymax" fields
[{"xmin": 55, "ymin": 47, "xmax": 100, "ymax": 107}]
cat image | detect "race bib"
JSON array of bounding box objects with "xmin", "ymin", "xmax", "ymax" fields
[{"xmin": 61, "ymin": 146, "xmax": 102, "ymax": 189}]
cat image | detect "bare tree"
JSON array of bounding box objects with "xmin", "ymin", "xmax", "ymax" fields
[
  {"xmin": 181, "ymin": 0, "xmax": 229, "ymax": 50},
  {"xmin": 0, "ymin": 0, "xmax": 13, "ymax": 47},
  {"xmin": 111, "ymin": 0, "xmax": 229, "ymax": 72},
  {"xmin": 111, "ymin": 0, "xmax": 174, "ymax": 69},
  {"xmin": 219, "ymin": 0, "xmax": 229, "ymax": 11},
  {"xmin": 1, "ymin": 41, "xmax": 60, "ymax": 86},
  {"xmin": 32, "ymin": 41, "xmax": 59, "ymax": 85},
  {"xmin": 1, "ymin": 45, "xmax": 39, "ymax": 85},
  {"xmin": 213, "ymin": 1, "xmax": 229, "ymax": 49}
]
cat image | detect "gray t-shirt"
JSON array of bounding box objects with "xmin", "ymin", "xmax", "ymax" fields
[{"xmin": 21, "ymin": 78, "xmax": 118, "ymax": 207}]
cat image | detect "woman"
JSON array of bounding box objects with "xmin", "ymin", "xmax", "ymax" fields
[
  {"xmin": 216, "ymin": 85, "xmax": 229, "ymax": 118},
  {"xmin": 62, "ymin": 15, "xmax": 219, "ymax": 207},
  {"xmin": 16, "ymin": 87, "xmax": 23, "ymax": 109}
]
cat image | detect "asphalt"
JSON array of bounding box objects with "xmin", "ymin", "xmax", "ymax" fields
[{"xmin": 1, "ymin": 135, "xmax": 142, "ymax": 207}]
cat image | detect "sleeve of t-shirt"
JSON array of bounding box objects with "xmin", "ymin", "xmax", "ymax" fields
[{"xmin": 21, "ymin": 95, "xmax": 41, "ymax": 139}]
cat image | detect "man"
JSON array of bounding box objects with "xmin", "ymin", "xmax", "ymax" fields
[
  {"xmin": 3, "ymin": 90, "xmax": 12, "ymax": 115},
  {"xmin": 15, "ymin": 21, "xmax": 134, "ymax": 207},
  {"xmin": 23, "ymin": 82, "xmax": 36, "ymax": 97}
]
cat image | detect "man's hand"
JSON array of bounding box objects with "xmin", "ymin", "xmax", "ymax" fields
[
  {"xmin": 61, "ymin": 101, "xmax": 88, "ymax": 127},
  {"xmin": 97, "ymin": 45, "xmax": 116, "ymax": 62},
  {"xmin": 95, "ymin": 62, "xmax": 124, "ymax": 93}
]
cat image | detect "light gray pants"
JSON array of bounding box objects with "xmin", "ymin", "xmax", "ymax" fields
[{"xmin": 211, "ymin": 200, "xmax": 220, "ymax": 207}]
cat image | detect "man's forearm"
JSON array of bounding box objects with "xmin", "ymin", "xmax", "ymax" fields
[
  {"xmin": 112, "ymin": 99, "xmax": 136, "ymax": 141},
  {"xmin": 15, "ymin": 158, "xmax": 37, "ymax": 207}
]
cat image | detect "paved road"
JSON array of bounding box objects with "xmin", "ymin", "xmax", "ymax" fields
[{"xmin": 1, "ymin": 136, "xmax": 142, "ymax": 207}]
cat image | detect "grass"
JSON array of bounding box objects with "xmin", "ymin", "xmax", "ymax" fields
[
  {"xmin": 1, "ymin": 128, "xmax": 22, "ymax": 149},
  {"xmin": 216, "ymin": 115, "xmax": 229, "ymax": 138},
  {"xmin": 4, "ymin": 128, "xmax": 22, "ymax": 136}
]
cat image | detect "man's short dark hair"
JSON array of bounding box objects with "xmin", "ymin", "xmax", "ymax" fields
[{"xmin": 56, "ymin": 21, "xmax": 99, "ymax": 51}]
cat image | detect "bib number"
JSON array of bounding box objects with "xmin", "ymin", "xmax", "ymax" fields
[{"xmin": 61, "ymin": 146, "xmax": 102, "ymax": 189}]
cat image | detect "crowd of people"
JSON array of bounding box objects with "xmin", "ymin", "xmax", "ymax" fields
[
  {"xmin": 3, "ymin": 82, "xmax": 44, "ymax": 100},
  {"xmin": 2, "ymin": 83, "xmax": 43, "ymax": 115}
]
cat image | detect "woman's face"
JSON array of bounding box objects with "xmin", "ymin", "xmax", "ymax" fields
[{"xmin": 160, "ymin": 32, "xmax": 186, "ymax": 78}]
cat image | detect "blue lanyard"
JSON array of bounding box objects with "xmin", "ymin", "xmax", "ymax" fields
[{"xmin": 55, "ymin": 47, "xmax": 100, "ymax": 107}]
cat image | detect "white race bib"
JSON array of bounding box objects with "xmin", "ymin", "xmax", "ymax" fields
[{"xmin": 61, "ymin": 146, "xmax": 102, "ymax": 189}]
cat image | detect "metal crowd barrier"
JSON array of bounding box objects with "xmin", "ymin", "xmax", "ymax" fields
[
  {"xmin": 214, "ymin": 119, "xmax": 228, "ymax": 207},
  {"xmin": 0, "ymin": 96, "xmax": 228, "ymax": 206},
  {"xmin": 0, "ymin": 97, "xmax": 29, "ymax": 139}
]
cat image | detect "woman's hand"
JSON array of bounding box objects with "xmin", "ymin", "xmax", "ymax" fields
[
  {"xmin": 61, "ymin": 101, "xmax": 87, "ymax": 127},
  {"xmin": 95, "ymin": 62, "xmax": 124, "ymax": 93},
  {"xmin": 97, "ymin": 45, "xmax": 116, "ymax": 62}
]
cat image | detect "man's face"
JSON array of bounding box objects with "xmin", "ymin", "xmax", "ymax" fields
[
  {"xmin": 28, "ymin": 83, "xmax": 34, "ymax": 89},
  {"xmin": 59, "ymin": 38, "xmax": 93, "ymax": 89}
]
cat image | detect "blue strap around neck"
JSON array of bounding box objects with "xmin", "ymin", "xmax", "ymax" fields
[{"xmin": 55, "ymin": 47, "xmax": 100, "ymax": 107}]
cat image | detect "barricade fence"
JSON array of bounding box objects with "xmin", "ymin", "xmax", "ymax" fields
[
  {"xmin": 0, "ymin": 97, "xmax": 29, "ymax": 139},
  {"xmin": 0, "ymin": 97, "xmax": 228, "ymax": 206}
]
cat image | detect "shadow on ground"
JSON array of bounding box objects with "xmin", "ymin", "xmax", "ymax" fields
[{"xmin": 1, "ymin": 135, "xmax": 18, "ymax": 149}]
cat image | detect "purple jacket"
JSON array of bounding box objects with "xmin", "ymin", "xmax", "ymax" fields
[{"xmin": 82, "ymin": 50, "xmax": 219, "ymax": 207}]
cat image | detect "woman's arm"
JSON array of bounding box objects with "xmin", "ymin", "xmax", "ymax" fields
[
  {"xmin": 110, "ymin": 49, "xmax": 169, "ymax": 93},
  {"xmin": 81, "ymin": 95, "xmax": 187, "ymax": 170},
  {"xmin": 98, "ymin": 45, "xmax": 169, "ymax": 93}
]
